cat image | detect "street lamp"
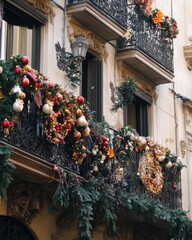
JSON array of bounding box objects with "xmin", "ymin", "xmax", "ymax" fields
[{"xmin": 70, "ymin": 36, "xmax": 88, "ymax": 63}]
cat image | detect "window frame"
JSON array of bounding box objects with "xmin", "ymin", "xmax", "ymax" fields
[
  {"xmin": 124, "ymin": 90, "xmax": 152, "ymax": 136},
  {"xmin": 1, "ymin": 0, "xmax": 47, "ymax": 70}
]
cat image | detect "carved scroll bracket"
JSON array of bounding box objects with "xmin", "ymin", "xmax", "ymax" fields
[
  {"xmin": 8, "ymin": 183, "xmax": 42, "ymax": 224},
  {"xmin": 68, "ymin": 20, "xmax": 108, "ymax": 62},
  {"xmin": 183, "ymin": 44, "xmax": 192, "ymax": 71},
  {"xmin": 180, "ymin": 140, "xmax": 187, "ymax": 158}
]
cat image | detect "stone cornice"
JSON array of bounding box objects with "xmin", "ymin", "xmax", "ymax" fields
[
  {"xmin": 0, "ymin": 140, "xmax": 56, "ymax": 183},
  {"xmin": 25, "ymin": 0, "xmax": 55, "ymax": 23}
]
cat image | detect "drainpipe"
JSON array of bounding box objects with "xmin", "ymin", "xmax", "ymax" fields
[{"xmin": 172, "ymin": 82, "xmax": 178, "ymax": 155}]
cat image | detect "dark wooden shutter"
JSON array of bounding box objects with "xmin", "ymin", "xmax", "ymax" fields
[{"xmin": 82, "ymin": 53, "xmax": 103, "ymax": 121}]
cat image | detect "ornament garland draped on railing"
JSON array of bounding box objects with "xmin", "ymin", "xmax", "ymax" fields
[{"xmin": 0, "ymin": 55, "xmax": 191, "ymax": 239}]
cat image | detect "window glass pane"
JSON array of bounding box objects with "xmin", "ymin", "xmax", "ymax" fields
[
  {"xmin": 82, "ymin": 52, "xmax": 103, "ymax": 121},
  {"xmin": 125, "ymin": 96, "xmax": 150, "ymax": 136},
  {"xmin": 1, "ymin": 20, "xmax": 39, "ymax": 69},
  {"xmin": 12, "ymin": 25, "xmax": 32, "ymax": 61},
  {"xmin": 2, "ymin": 21, "xmax": 32, "ymax": 62}
]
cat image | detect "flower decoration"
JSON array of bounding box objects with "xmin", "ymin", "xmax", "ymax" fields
[
  {"xmin": 138, "ymin": 150, "xmax": 163, "ymax": 194},
  {"xmin": 132, "ymin": 1, "xmax": 179, "ymax": 42},
  {"xmin": 152, "ymin": 9, "xmax": 164, "ymax": 25},
  {"xmin": 107, "ymin": 147, "xmax": 115, "ymax": 158}
]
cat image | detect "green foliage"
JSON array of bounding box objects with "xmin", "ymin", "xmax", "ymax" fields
[
  {"xmin": 111, "ymin": 77, "xmax": 137, "ymax": 112},
  {"xmin": 94, "ymin": 179, "xmax": 117, "ymax": 238},
  {"xmin": 0, "ymin": 145, "xmax": 15, "ymax": 198},
  {"xmin": 52, "ymin": 176, "xmax": 192, "ymax": 239},
  {"xmin": 52, "ymin": 182, "xmax": 69, "ymax": 209},
  {"xmin": 70, "ymin": 178, "xmax": 100, "ymax": 240}
]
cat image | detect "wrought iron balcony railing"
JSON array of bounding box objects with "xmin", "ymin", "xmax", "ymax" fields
[
  {"xmin": 117, "ymin": 4, "xmax": 174, "ymax": 73},
  {"xmin": 68, "ymin": 0, "xmax": 128, "ymax": 28},
  {"xmin": 0, "ymin": 101, "xmax": 181, "ymax": 211}
]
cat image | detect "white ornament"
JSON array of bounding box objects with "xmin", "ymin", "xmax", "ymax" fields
[
  {"xmin": 11, "ymin": 85, "xmax": 22, "ymax": 95},
  {"xmin": 165, "ymin": 161, "xmax": 173, "ymax": 169},
  {"xmin": 145, "ymin": 146, "xmax": 150, "ymax": 151},
  {"xmin": 83, "ymin": 127, "xmax": 90, "ymax": 136},
  {"xmin": 93, "ymin": 165, "xmax": 98, "ymax": 172},
  {"xmin": 13, "ymin": 99, "xmax": 23, "ymax": 112},
  {"xmin": 137, "ymin": 136, "xmax": 143, "ymax": 143},
  {"xmin": 42, "ymin": 103, "xmax": 53, "ymax": 114},
  {"xmin": 92, "ymin": 145, "xmax": 98, "ymax": 155},
  {"xmin": 158, "ymin": 156, "xmax": 165, "ymax": 162},
  {"xmin": 77, "ymin": 115, "xmax": 87, "ymax": 126},
  {"xmin": 101, "ymin": 154, "xmax": 106, "ymax": 162},
  {"xmin": 141, "ymin": 139, "xmax": 147, "ymax": 145},
  {"xmin": 0, "ymin": 66, "xmax": 3, "ymax": 74}
]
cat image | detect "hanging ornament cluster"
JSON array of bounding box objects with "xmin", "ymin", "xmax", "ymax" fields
[
  {"xmin": 0, "ymin": 55, "xmax": 184, "ymax": 195},
  {"xmin": 113, "ymin": 126, "xmax": 182, "ymax": 194},
  {"xmin": 0, "ymin": 55, "xmax": 92, "ymax": 147}
]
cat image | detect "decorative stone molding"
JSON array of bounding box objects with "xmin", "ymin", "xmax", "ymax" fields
[
  {"xmin": 25, "ymin": 0, "xmax": 55, "ymax": 23},
  {"xmin": 109, "ymin": 82, "xmax": 115, "ymax": 104},
  {"xmin": 183, "ymin": 44, "xmax": 192, "ymax": 71},
  {"xmin": 180, "ymin": 140, "xmax": 187, "ymax": 158},
  {"xmin": 68, "ymin": 21, "xmax": 108, "ymax": 61},
  {"xmin": 187, "ymin": 131, "xmax": 192, "ymax": 152},
  {"xmin": 117, "ymin": 61, "xmax": 154, "ymax": 97},
  {"xmin": 8, "ymin": 183, "xmax": 42, "ymax": 224}
]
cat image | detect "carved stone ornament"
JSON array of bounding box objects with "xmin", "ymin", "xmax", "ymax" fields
[
  {"xmin": 183, "ymin": 44, "xmax": 192, "ymax": 71},
  {"xmin": 25, "ymin": 0, "xmax": 55, "ymax": 23},
  {"xmin": 68, "ymin": 21, "xmax": 108, "ymax": 61},
  {"xmin": 8, "ymin": 183, "xmax": 42, "ymax": 224},
  {"xmin": 187, "ymin": 131, "xmax": 192, "ymax": 152},
  {"xmin": 180, "ymin": 140, "xmax": 187, "ymax": 158},
  {"xmin": 117, "ymin": 61, "xmax": 154, "ymax": 97}
]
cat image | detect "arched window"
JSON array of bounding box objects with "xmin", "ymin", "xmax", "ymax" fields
[{"xmin": 0, "ymin": 216, "xmax": 37, "ymax": 240}]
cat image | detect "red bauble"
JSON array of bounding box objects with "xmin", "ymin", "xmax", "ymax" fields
[
  {"xmin": 47, "ymin": 81, "xmax": 54, "ymax": 89},
  {"xmin": 103, "ymin": 141, "xmax": 109, "ymax": 146},
  {"xmin": 77, "ymin": 96, "xmax": 84, "ymax": 104},
  {"xmin": 102, "ymin": 136, "xmax": 107, "ymax": 142},
  {"xmin": 15, "ymin": 66, "xmax": 22, "ymax": 75},
  {"xmin": 21, "ymin": 56, "xmax": 29, "ymax": 65},
  {"xmin": 1, "ymin": 119, "xmax": 10, "ymax": 128},
  {"xmin": 172, "ymin": 184, "xmax": 177, "ymax": 190},
  {"xmin": 53, "ymin": 165, "xmax": 59, "ymax": 172},
  {"xmin": 21, "ymin": 77, "xmax": 29, "ymax": 87}
]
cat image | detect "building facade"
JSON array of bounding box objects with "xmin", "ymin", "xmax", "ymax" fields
[{"xmin": 0, "ymin": 0, "xmax": 192, "ymax": 239}]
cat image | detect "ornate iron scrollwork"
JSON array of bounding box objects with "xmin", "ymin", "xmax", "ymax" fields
[
  {"xmin": 69, "ymin": 0, "xmax": 128, "ymax": 27},
  {"xmin": 117, "ymin": 4, "xmax": 174, "ymax": 73}
]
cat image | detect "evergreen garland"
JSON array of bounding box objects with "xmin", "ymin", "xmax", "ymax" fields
[
  {"xmin": 0, "ymin": 55, "xmax": 191, "ymax": 239},
  {"xmin": 0, "ymin": 145, "xmax": 15, "ymax": 198},
  {"xmin": 110, "ymin": 77, "xmax": 137, "ymax": 112}
]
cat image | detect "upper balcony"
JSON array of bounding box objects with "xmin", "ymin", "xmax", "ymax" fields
[
  {"xmin": 116, "ymin": 4, "xmax": 175, "ymax": 85},
  {"xmin": 67, "ymin": 0, "xmax": 127, "ymax": 41}
]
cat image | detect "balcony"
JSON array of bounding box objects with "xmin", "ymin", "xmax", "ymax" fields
[
  {"xmin": 67, "ymin": 0, "xmax": 127, "ymax": 41},
  {"xmin": 0, "ymin": 102, "xmax": 181, "ymax": 211},
  {"xmin": 116, "ymin": 4, "xmax": 174, "ymax": 85}
]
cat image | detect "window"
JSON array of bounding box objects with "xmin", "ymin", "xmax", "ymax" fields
[
  {"xmin": 82, "ymin": 52, "xmax": 103, "ymax": 121},
  {"xmin": 1, "ymin": 0, "xmax": 47, "ymax": 69},
  {"xmin": 124, "ymin": 92, "xmax": 151, "ymax": 136}
]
